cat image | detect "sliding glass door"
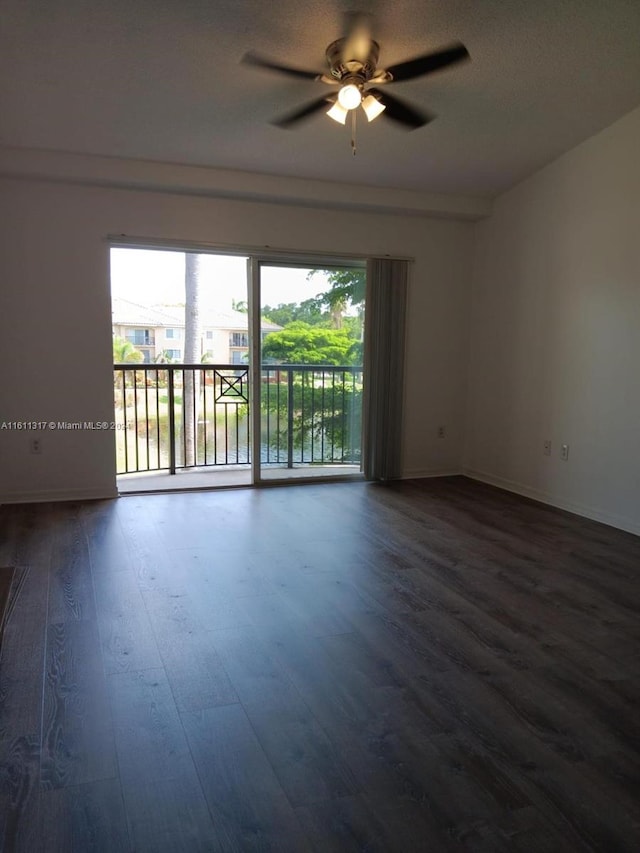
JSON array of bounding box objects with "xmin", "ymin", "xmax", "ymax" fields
[
  {"xmin": 251, "ymin": 260, "xmax": 365, "ymax": 484},
  {"xmin": 110, "ymin": 243, "xmax": 366, "ymax": 491}
]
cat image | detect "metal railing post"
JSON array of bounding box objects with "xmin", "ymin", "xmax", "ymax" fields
[
  {"xmin": 168, "ymin": 367, "xmax": 176, "ymax": 475},
  {"xmin": 287, "ymin": 367, "xmax": 294, "ymax": 468}
]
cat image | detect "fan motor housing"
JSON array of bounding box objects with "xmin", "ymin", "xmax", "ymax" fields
[{"xmin": 326, "ymin": 38, "xmax": 380, "ymax": 82}]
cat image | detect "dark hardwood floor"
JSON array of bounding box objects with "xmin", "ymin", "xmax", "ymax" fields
[{"xmin": 0, "ymin": 476, "xmax": 638, "ymax": 852}]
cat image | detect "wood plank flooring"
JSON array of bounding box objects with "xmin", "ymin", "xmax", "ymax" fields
[{"xmin": 0, "ymin": 476, "xmax": 638, "ymax": 852}]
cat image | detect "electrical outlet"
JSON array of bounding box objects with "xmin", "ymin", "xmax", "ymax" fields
[
  {"xmin": 560, "ymin": 443, "xmax": 569, "ymax": 461},
  {"xmin": 543, "ymin": 440, "xmax": 552, "ymax": 456},
  {"xmin": 437, "ymin": 426, "xmax": 446, "ymax": 439},
  {"xmin": 30, "ymin": 438, "xmax": 42, "ymax": 454}
]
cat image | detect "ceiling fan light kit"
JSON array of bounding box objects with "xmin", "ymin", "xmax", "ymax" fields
[
  {"xmin": 242, "ymin": 13, "xmax": 470, "ymax": 152},
  {"xmin": 361, "ymin": 93, "xmax": 385, "ymax": 122},
  {"xmin": 326, "ymin": 101, "xmax": 349, "ymax": 125},
  {"xmin": 337, "ymin": 81, "xmax": 362, "ymax": 110}
]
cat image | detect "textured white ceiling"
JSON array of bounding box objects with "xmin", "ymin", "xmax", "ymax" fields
[{"xmin": 1, "ymin": 0, "xmax": 639, "ymax": 197}]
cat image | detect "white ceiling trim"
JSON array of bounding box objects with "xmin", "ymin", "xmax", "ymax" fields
[{"xmin": 0, "ymin": 146, "xmax": 492, "ymax": 221}]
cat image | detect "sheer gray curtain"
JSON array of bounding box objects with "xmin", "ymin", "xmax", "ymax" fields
[{"xmin": 362, "ymin": 258, "xmax": 409, "ymax": 481}]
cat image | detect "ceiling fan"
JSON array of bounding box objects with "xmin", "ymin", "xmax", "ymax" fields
[{"xmin": 241, "ymin": 12, "xmax": 470, "ymax": 131}]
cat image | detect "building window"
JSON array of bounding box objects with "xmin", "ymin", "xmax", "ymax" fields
[
  {"xmin": 231, "ymin": 350, "xmax": 247, "ymax": 365},
  {"xmin": 165, "ymin": 349, "xmax": 181, "ymax": 360},
  {"xmin": 166, "ymin": 328, "xmax": 180, "ymax": 340},
  {"xmin": 230, "ymin": 332, "xmax": 248, "ymax": 347},
  {"xmin": 205, "ymin": 330, "xmax": 213, "ymax": 340}
]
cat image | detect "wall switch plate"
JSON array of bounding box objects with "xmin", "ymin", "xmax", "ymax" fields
[
  {"xmin": 543, "ymin": 440, "xmax": 552, "ymax": 456},
  {"xmin": 560, "ymin": 443, "xmax": 569, "ymax": 461}
]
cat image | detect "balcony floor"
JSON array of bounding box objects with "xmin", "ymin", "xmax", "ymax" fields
[{"xmin": 117, "ymin": 464, "xmax": 362, "ymax": 493}]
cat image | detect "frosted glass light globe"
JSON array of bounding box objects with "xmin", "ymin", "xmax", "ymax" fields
[{"xmin": 337, "ymin": 83, "xmax": 361, "ymax": 110}]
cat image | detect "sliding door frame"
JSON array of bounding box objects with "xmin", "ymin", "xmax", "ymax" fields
[
  {"xmin": 249, "ymin": 256, "xmax": 261, "ymax": 485},
  {"xmin": 249, "ymin": 253, "xmax": 367, "ymax": 486}
]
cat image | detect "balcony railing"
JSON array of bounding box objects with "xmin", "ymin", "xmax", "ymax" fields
[
  {"xmin": 125, "ymin": 334, "xmax": 155, "ymax": 346},
  {"xmin": 113, "ymin": 363, "xmax": 362, "ymax": 476}
]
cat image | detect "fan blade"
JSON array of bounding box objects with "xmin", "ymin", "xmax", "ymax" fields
[
  {"xmin": 272, "ymin": 96, "xmax": 334, "ymax": 128},
  {"xmin": 368, "ymin": 88, "xmax": 434, "ymax": 130},
  {"xmin": 386, "ymin": 42, "xmax": 469, "ymax": 82},
  {"xmin": 242, "ymin": 50, "xmax": 320, "ymax": 81},
  {"xmin": 341, "ymin": 11, "xmax": 373, "ymax": 64}
]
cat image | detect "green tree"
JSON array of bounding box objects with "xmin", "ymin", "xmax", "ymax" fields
[
  {"xmin": 262, "ymin": 372, "xmax": 362, "ymax": 465},
  {"xmin": 261, "ymin": 322, "xmax": 360, "ymax": 365},
  {"xmin": 262, "ymin": 297, "xmax": 327, "ymax": 328},
  {"xmin": 113, "ymin": 336, "xmax": 143, "ymax": 363},
  {"xmin": 308, "ymin": 267, "xmax": 366, "ymax": 329}
]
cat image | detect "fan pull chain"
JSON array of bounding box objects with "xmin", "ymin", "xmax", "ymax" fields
[{"xmin": 351, "ymin": 109, "xmax": 357, "ymax": 156}]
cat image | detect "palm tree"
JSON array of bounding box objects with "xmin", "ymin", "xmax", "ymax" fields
[
  {"xmin": 183, "ymin": 253, "xmax": 203, "ymax": 466},
  {"xmin": 113, "ymin": 336, "xmax": 143, "ymax": 363},
  {"xmin": 113, "ymin": 337, "xmax": 144, "ymax": 400},
  {"xmin": 308, "ymin": 267, "xmax": 366, "ymax": 329}
]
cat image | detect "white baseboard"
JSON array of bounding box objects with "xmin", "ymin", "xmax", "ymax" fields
[
  {"xmin": 463, "ymin": 467, "xmax": 640, "ymax": 537},
  {"xmin": 0, "ymin": 485, "xmax": 118, "ymax": 505}
]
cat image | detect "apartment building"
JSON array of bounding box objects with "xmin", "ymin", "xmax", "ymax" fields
[{"xmin": 112, "ymin": 296, "xmax": 280, "ymax": 364}]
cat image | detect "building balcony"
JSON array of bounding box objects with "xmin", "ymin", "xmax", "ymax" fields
[{"xmin": 125, "ymin": 334, "xmax": 155, "ymax": 346}]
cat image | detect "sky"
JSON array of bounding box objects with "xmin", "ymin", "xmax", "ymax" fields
[{"xmin": 110, "ymin": 248, "xmax": 333, "ymax": 311}]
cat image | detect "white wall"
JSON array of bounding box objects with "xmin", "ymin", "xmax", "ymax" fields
[
  {"xmin": 465, "ymin": 106, "xmax": 640, "ymax": 534},
  {"xmin": 0, "ymin": 173, "xmax": 473, "ymax": 502}
]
